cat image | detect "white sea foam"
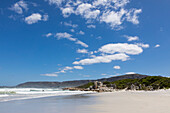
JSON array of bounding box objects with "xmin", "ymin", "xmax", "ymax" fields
[
  {"xmin": 0, "ymin": 95, "xmax": 9, "ymax": 97},
  {"xmin": 0, "ymin": 88, "xmax": 94, "ymax": 102}
]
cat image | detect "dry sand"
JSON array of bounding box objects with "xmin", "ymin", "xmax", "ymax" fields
[{"xmin": 82, "ymin": 90, "xmax": 170, "ymax": 113}]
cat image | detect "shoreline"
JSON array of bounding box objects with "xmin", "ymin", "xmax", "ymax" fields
[
  {"xmin": 0, "ymin": 89, "xmax": 169, "ymax": 113},
  {"xmin": 0, "ymin": 88, "xmax": 169, "ymax": 103}
]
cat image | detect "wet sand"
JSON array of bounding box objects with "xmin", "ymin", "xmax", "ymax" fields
[{"xmin": 0, "ymin": 90, "xmax": 169, "ymax": 113}]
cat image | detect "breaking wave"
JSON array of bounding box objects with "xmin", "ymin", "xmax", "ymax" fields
[{"xmin": 0, "ymin": 88, "xmax": 93, "ymax": 102}]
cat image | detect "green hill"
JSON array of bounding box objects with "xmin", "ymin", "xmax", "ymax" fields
[{"xmin": 78, "ymin": 76, "xmax": 170, "ymax": 90}]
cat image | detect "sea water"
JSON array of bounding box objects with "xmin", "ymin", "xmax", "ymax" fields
[{"xmin": 0, "ymin": 88, "xmax": 93, "ymax": 102}]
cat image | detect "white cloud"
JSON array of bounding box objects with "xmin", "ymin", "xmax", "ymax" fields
[
  {"xmin": 76, "ymin": 40, "xmax": 89, "ymax": 48},
  {"xmin": 155, "ymin": 44, "xmax": 160, "ymax": 48},
  {"xmin": 73, "ymin": 66, "xmax": 84, "ymax": 69},
  {"xmin": 135, "ymin": 43, "xmax": 150, "ymax": 48},
  {"xmin": 99, "ymin": 43, "xmax": 143, "ymax": 55},
  {"xmin": 45, "ymin": 33, "xmax": 53, "ymax": 37},
  {"xmin": 9, "ymin": 0, "xmax": 28, "ymax": 14},
  {"xmin": 47, "ymin": 0, "xmax": 64, "ymax": 6},
  {"xmin": 126, "ymin": 9, "xmax": 142, "ymax": 24},
  {"xmin": 57, "ymin": 66, "xmax": 73, "ymax": 73},
  {"xmin": 56, "ymin": 65, "xmax": 84, "ymax": 74},
  {"xmin": 61, "ymin": 7, "xmax": 74, "ymax": 17},
  {"xmin": 75, "ymin": 3, "xmax": 100, "ymax": 19},
  {"xmin": 113, "ymin": 65, "xmax": 121, "ymax": 69},
  {"xmin": 70, "ymin": 29, "xmax": 75, "ymax": 32},
  {"xmin": 25, "ymin": 13, "xmax": 42, "ymax": 24},
  {"xmin": 123, "ymin": 35, "xmax": 139, "ymax": 41},
  {"xmin": 96, "ymin": 36, "xmax": 102, "ymax": 40},
  {"xmin": 63, "ymin": 66, "xmax": 73, "ymax": 70},
  {"xmin": 87, "ymin": 25, "xmax": 96, "ymax": 28},
  {"xmin": 92, "ymin": 0, "xmax": 109, "ymax": 7},
  {"xmin": 78, "ymin": 31, "xmax": 85, "ymax": 35},
  {"xmin": 114, "ymin": 0, "xmax": 130, "ymax": 9},
  {"xmin": 63, "ymin": 22, "xmax": 78, "ymax": 28},
  {"xmin": 43, "ymin": 14, "xmax": 49, "ymax": 21},
  {"xmin": 100, "ymin": 9, "xmax": 126, "ymax": 28},
  {"xmin": 77, "ymin": 49, "xmax": 88, "ymax": 53},
  {"xmin": 45, "ymin": 0, "xmax": 142, "ymax": 29},
  {"xmin": 73, "ymin": 42, "xmax": 149, "ymax": 65},
  {"xmin": 25, "ymin": 13, "xmax": 48, "ymax": 24},
  {"xmin": 125, "ymin": 72, "xmax": 136, "ymax": 75},
  {"xmin": 56, "ymin": 32, "xmax": 76, "ymax": 41},
  {"xmin": 41, "ymin": 73, "xmax": 58, "ymax": 77},
  {"xmin": 55, "ymin": 32, "xmax": 88, "ymax": 48},
  {"xmin": 73, "ymin": 53, "xmax": 129, "ymax": 65}
]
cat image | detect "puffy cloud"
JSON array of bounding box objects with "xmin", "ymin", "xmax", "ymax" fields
[
  {"xmin": 113, "ymin": 0, "xmax": 130, "ymax": 9},
  {"xmin": 99, "ymin": 43, "xmax": 143, "ymax": 55},
  {"xmin": 126, "ymin": 9, "xmax": 142, "ymax": 24},
  {"xmin": 73, "ymin": 42, "xmax": 149, "ymax": 65},
  {"xmin": 75, "ymin": 3, "xmax": 100, "ymax": 19},
  {"xmin": 55, "ymin": 32, "xmax": 88, "ymax": 47},
  {"xmin": 77, "ymin": 49, "xmax": 88, "ymax": 53},
  {"xmin": 73, "ymin": 53, "xmax": 129, "ymax": 65},
  {"xmin": 45, "ymin": 0, "xmax": 142, "ymax": 29},
  {"xmin": 100, "ymin": 8, "xmax": 126, "ymax": 28},
  {"xmin": 41, "ymin": 73, "xmax": 58, "ymax": 77},
  {"xmin": 155, "ymin": 44, "xmax": 160, "ymax": 48},
  {"xmin": 87, "ymin": 25, "xmax": 96, "ymax": 28},
  {"xmin": 25, "ymin": 13, "xmax": 41, "ymax": 24},
  {"xmin": 25, "ymin": 13, "xmax": 48, "ymax": 24},
  {"xmin": 113, "ymin": 65, "xmax": 121, "ymax": 69},
  {"xmin": 9, "ymin": 0, "xmax": 28, "ymax": 14},
  {"xmin": 92, "ymin": 0, "xmax": 109, "ymax": 6},
  {"xmin": 135, "ymin": 43, "xmax": 150, "ymax": 48},
  {"xmin": 123, "ymin": 35, "xmax": 139, "ymax": 41},
  {"xmin": 73, "ymin": 66, "xmax": 84, "ymax": 69},
  {"xmin": 61, "ymin": 7, "xmax": 74, "ymax": 17},
  {"xmin": 47, "ymin": 0, "xmax": 64, "ymax": 6}
]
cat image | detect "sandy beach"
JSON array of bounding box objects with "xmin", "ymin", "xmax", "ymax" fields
[
  {"xmin": 0, "ymin": 90, "xmax": 170, "ymax": 113},
  {"xmin": 84, "ymin": 90, "xmax": 170, "ymax": 113}
]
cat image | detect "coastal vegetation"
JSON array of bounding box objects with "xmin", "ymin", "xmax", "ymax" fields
[{"xmin": 78, "ymin": 76, "xmax": 170, "ymax": 90}]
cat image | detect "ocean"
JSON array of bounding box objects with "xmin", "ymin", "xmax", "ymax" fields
[
  {"xmin": 0, "ymin": 88, "xmax": 94, "ymax": 102},
  {"xmin": 0, "ymin": 88, "xmax": 97, "ymax": 113}
]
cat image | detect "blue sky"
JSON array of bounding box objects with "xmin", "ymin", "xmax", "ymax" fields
[{"xmin": 0, "ymin": 0, "xmax": 170, "ymax": 86}]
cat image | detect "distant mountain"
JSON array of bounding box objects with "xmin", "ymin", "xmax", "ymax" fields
[
  {"xmin": 16, "ymin": 74, "xmax": 148, "ymax": 88},
  {"xmin": 16, "ymin": 80, "xmax": 93, "ymax": 88},
  {"xmin": 97, "ymin": 74, "xmax": 148, "ymax": 82}
]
